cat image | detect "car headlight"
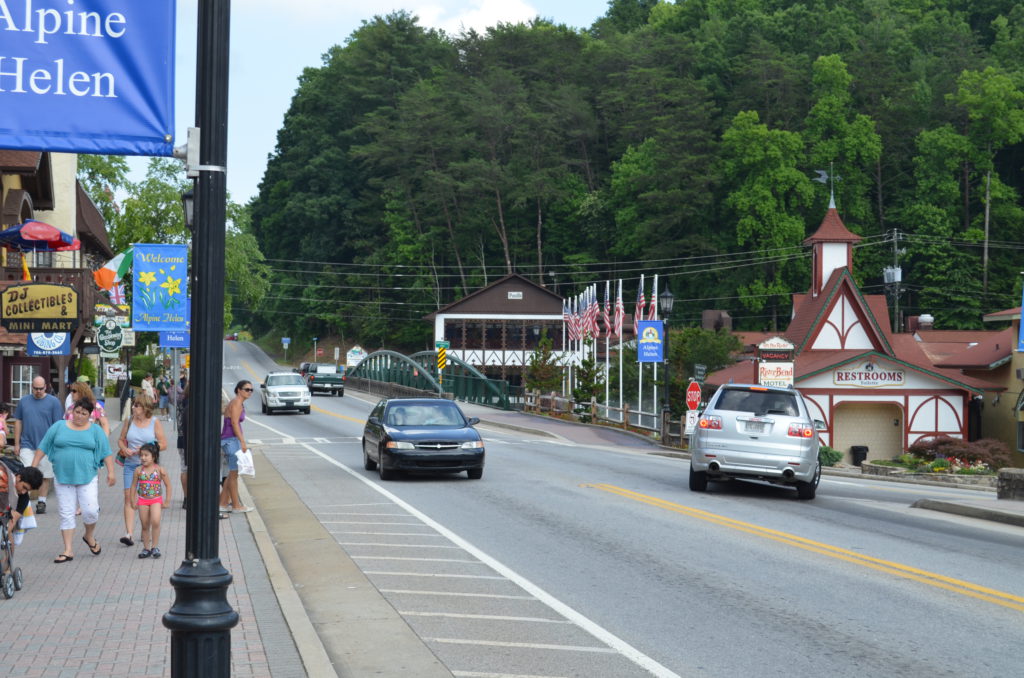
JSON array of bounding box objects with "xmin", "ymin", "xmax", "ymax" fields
[
  {"xmin": 461, "ymin": 440, "xmax": 484, "ymax": 449},
  {"xmin": 386, "ymin": 441, "xmax": 415, "ymax": 449}
]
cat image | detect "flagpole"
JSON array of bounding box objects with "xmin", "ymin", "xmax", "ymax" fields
[
  {"xmin": 604, "ymin": 280, "xmax": 610, "ymax": 414},
  {"xmin": 618, "ymin": 279, "xmax": 623, "ymax": 424},
  {"xmin": 651, "ymin": 273, "xmax": 658, "ymax": 433},
  {"xmin": 637, "ymin": 274, "xmax": 644, "ymax": 429},
  {"xmin": 561, "ymin": 305, "xmax": 567, "ymax": 397}
]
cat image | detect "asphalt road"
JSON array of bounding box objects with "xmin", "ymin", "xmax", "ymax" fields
[{"xmin": 225, "ymin": 341, "xmax": 1024, "ymax": 678}]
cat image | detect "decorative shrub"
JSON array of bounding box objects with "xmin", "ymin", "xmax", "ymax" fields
[
  {"xmin": 818, "ymin": 445, "xmax": 842, "ymax": 467},
  {"xmin": 908, "ymin": 436, "xmax": 1011, "ymax": 469},
  {"xmin": 929, "ymin": 458, "xmax": 951, "ymax": 472}
]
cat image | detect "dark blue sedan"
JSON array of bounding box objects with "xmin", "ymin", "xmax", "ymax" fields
[{"xmin": 361, "ymin": 398, "xmax": 485, "ymax": 480}]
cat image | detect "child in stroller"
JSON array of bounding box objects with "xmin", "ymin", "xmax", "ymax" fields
[{"xmin": 1, "ymin": 457, "xmax": 43, "ymax": 599}]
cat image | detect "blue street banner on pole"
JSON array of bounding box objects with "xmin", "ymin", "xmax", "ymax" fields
[
  {"xmin": 636, "ymin": 321, "xmax": 665, "ymax": 363},
  {"xmin": 133, "ymin": 244, "xmax": 187, "ymax": 330},
  {"xmin": 0, "ymin": 1, "xmax": 176, "ymax": 156},
  {"xmin": 27, "ymin": 332, "xmax": 70, "ymax": 355},
  {"xmin": 159, "ymin": 330, "xmax": 189, "ymax": 348}
]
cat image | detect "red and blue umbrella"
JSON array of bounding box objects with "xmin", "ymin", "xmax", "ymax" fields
[{"xmin": 0, "ymin": 220, "xmax": 81, "ymax": 251}]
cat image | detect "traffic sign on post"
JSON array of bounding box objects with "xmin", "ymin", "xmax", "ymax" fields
[{"xmin": 686, "ymin": 381, "xmax": 702, "ymax": 410}]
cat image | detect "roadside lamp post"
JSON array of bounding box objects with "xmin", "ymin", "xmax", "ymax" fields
[
  {"xmin": 658, "ymin": 287, "xmax": 675, "ymax": 444},
  {"xmin": 163, "ymin": 2, "xmax": 238, "ymax": 676}
]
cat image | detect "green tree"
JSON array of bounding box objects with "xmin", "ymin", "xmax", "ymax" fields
[
  {"xmin": 571, "ymin": 356, "xmax": 605, "ymax": 422},
  {"xmin": 525, "ymin": 331, "xmax": 564, "ymax": 393},
  {"xmin": 722, "ymin": 110, "xmax": 813, "ymax": 329}
]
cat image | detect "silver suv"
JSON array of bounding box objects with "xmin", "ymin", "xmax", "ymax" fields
[
  {"xmin": 689, "ymin": 383, "xmax": 823, "ymax": 500},
  {"xmin": 260, "ymin": 372, "xmax": 311, "ymax": 415}
]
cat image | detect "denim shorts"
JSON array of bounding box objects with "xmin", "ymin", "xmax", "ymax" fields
[
  {"xmin": 221, "ymin": 437, "xmax": 240, "ymax": 472},
  {"xmin": 122, "ymin": 455, "xmax": 141, "ymax": 489}
]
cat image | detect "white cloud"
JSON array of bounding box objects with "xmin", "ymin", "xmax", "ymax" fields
[{"xmin": 410, "ymin": 0, "xmax": 540, "ymax": 34}]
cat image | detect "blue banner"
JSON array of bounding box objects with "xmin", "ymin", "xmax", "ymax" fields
[
  {"xmin": 0, "ymin": 1, "xmax": 176, "ymax": 156},
  {"xmin": 27, "ymin": 332, "xmax": 70, "ymax": 356},
  {"xmin": 159, "ymin": 330, "xmax": 189, "ymax": 348},
  {"xmin": 637, "ymin": 321, "xmax": 665, "ymax": 363},
  {"xmin": 133, "ymin": 244, "xmax": 187, "ymax": 330}
]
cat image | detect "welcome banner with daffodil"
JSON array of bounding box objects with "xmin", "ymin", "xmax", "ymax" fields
[{"xmin": 132, "ymin": 244, "xmax": 188, "ymax": 331}]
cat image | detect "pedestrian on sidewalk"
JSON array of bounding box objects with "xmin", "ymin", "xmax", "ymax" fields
[
  {"xmin": 219, "ymin": 381, "xmax": 253, "ymax": 514},
  {"xmin": 32, "ymin": 400, "xmax": 117, "ymax": 563},
  {"xmin": 13, "ymin": 376, "xmax": 64, "ymax": 515},
  {"xmin": 129, "ymin": 442, "xmax": 170, "ymax": 559},
  {"xmin": 117, "ymin": 394, "xmax": 167, "ymax": 547},
  {"xmin": 64, "ymin": 382, "xmax": 110, "ymax": 436},
  {"xmin": 174, "ymin": 379, "xmax": 190, "ymax": 508},
  {"xmin": 156, "ymin": 373, "xmax": 171, "ymax": 419}
]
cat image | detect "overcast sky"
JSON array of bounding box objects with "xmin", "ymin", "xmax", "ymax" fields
[{"xmin": 137, "ymin": 0, "xmax": 610, "ymax": 204}]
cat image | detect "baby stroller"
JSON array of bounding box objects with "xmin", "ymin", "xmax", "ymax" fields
[{"xmin": 0, "ymin": 456, "xmax": 26, "ymax": 599}]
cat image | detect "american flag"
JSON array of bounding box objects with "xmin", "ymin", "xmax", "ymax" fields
[
  {"xmin": 648, "ymin": 274, "xmax": 658, "ymax": 321},
  {"xmin": 109, "ymin": 283, "xmax": 126, "ymax": 306},
  {"xmin": 613, "ymin": 279, "xmax": 625, "ymax": 339},
  {"xmin": 634, "ymin": 278, "xmax": 645, "ymax": 337},
  {"xmin": 589, "ymin": 285, "xmax": 600, "ymax": 337},
  {"xmin": 563, "ymin": 301, "xmax": 576, "ymax": 341},
  {"xmin": 602, "ymin": 281, "xmax": 611, "ymax": 336}
]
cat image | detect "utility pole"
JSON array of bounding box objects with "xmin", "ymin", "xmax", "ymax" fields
[{"xmin": 884, "ymin": 229, "xmax": 903, "ymax": 333}]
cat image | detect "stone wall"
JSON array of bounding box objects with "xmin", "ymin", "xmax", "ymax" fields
[{"xmin": 997, "ymin": 468, "xmax": 1024, "ymax": 500}]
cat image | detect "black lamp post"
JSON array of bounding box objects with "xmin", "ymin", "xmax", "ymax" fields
[
  {"xmin": 162, "ymin": 2, "xmax": 238, "ymax": 676},
  {"xmin": 658, "ymin": 287, "xmax": 675, "ymax": 442}
]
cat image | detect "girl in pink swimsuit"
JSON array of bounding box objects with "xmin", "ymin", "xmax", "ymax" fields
[{"xmin": 129, "ymin": 443, "xmax": 171, "ymax": 559}]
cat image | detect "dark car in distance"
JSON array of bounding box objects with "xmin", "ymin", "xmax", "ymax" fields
[{"xmin": 362, "ymin": 398, "xmax": 484, "ymax": 480}]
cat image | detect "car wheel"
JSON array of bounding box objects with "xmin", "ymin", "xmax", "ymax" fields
[
  {"xmin": 689, "ymin": 464, "xmax": 708, "ymax": 492},
  {"xmin": 362, "ymin": 442, "xmax": 377, "ymax": 470},
  {"xmin": 467, "ymin": 468, "xmax": 483, "ymax": 480},
  {"xmin": 261, "ymin": 401, "xmax": 267, "ymax": 414},
  {"xmin": 378, "ymin": 451, "xmax": 395, "ymax": 480},
  {"xmin": 796, "ymin": 462, "xmax": 821, "ymax": 500},
  {"xmin": 303, "ymin": 408, "xmax": 311, "ymax": 415},
  {"xmin": 338, "ymin": 391, "xmax": 344, "ymax": 398},
  {"xmin": 266, "ymin": 407, "xmax": 275, "ymax": 415}
]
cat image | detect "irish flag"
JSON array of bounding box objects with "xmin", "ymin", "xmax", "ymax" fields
[{"xmin": 93, "ymin": 248, "xmax": 133, "ymax": 291}]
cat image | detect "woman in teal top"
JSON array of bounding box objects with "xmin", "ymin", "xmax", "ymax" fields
[{"xmin": 33, "ymin": 400, "xmax": 116, "ymax": 563}]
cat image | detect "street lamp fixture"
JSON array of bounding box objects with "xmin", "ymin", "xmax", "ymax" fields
[
  {"xmin": 658, "ymin": 287, "xmax": 675, "ymax": 315},
  {"xmin": 180, "ymin": 188, "xmax": 195, "ymax": 232}
]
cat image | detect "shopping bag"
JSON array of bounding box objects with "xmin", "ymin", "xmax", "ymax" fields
[
  {"xmin": 20, "ymin": 502, "xmax": 37, "ymax": 530},
  {"xmin": 236, "ymin": 448, "xmax": 255, "ymax": 477}
]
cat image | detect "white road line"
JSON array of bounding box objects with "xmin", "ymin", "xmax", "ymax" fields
[
  {"xmin": 337, "ymin": 542, "xmax": 462, "ymax": 549},
  {"xmin": 453, "ymin": 672, "xmax": 568, "ymax": 678},
  {"xmin": 427, "ymin": 638, "xmax": 616, "ymax": 653},
  {"xmin": 330, "ymin": 531, "xmax": 446, "ymax": 537},
  {"xmin": 318, "ymin": 512, "xmax": 413, "ymax": 516},
  {"xmin": 354, "ymin": 556, "xmax": 482, "ymax": 564},
  {"xmin": 364, "ymin": 571, "xmax": 506, "ymax": 580},
  {"xmin": 319, "ymin": 503, "xmax": 394, "ymax": 507},
  {"xmin": 401, "ymin": 612, "xmax": 571, "ymax": 624},
  {"xmin": 322, "ymin": 520, "xmax": 425, "ymax": 525},
  {"xmin": 381, "ymin": 589, "xmax": 535, "ymax": 600},
  {"xmin": 315, "ymin": 437, "xmax": 330, "ymax": 443},
  {"xmin": 246, "ymin": 415, "xmax": 682, "ymax": 678}
]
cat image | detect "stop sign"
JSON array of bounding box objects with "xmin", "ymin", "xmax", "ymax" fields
[{"xmin": 686, "ymin": 381, "xmax": 702, "ymax": 410}]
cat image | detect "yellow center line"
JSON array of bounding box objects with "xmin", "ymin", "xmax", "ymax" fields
[{"xmin": 584, "ymin": 483, "xmax": 1024, "ymax": 612}]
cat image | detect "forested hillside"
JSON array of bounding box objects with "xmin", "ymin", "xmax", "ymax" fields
[{"xmin": 246, "ymin": 0, "xmax": 1024, "ymax": 350}]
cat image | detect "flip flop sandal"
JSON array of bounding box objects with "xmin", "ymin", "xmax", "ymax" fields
[
  {"xmin": 83, "ymin": 537, "xmax": 101, "ymax": 555},
  {"xmin": 54, "ymin": 554, "xmax": 73, "ymax": 563}
]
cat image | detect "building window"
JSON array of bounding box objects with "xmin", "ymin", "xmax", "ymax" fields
[
  {"xmin": 11, "ymin": 364, "xmax": 35, "ymax": 403},
  {"xmin": 34, "ymin": 251, "xmax": 54, "ymax": 268}
]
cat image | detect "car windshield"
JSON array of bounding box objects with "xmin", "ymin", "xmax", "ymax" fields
[
  {"xmin": 386, "ymin": 403, "xmax": 465, "ymax": 427},
  {"xmin": 267, "ymin": 375, "xmax": 305, "ymax": 386},
  {"xmin": 716, "ymin": 389, "xmax": 798, "ymax": 416}
]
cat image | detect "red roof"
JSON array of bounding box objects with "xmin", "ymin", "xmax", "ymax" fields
[
  {"xmin": 936, "ymin": 327, "xmax": 1014, "ymax": 369},
  {"xmin": 803, "ymin": 208, "xmax": 862, "ymax": 245},
  {"xmin": 983, "ymin": 307, "xmax": 1020, "ymax": 322},
  {"xmin": 0, "ymin": 151, "xmax": 41, "ymax": 172}
]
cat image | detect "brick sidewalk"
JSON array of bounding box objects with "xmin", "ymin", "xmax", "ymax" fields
[{"xmin": 0, "ymin": 420, "xmax": 302, "ymax": 677}]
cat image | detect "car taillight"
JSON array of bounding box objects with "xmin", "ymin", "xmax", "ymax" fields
[
  {"xmin": 788, "ymin": 423, "xmax": 814, "ymax": 438},
  {"xmin": 699, "ymin": 415, "xmax": 722, "ymax": 430}
]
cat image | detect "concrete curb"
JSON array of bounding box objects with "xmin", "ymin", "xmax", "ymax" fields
[
  {"xmin": 239, "ymin": 478, "xmax": 339, "ymax": 678},
  {"xmin": 910, "ymin": 498, "xmax": 1024, "ymax": 527}
]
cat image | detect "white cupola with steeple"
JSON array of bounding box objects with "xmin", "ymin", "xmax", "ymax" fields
[{"xmin": 803, "ymin": 195, "xmax": 862, "ymax": 297}]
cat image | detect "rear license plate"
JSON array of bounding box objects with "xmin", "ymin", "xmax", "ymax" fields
[{"xmin": 745, "ymin": 421, "xmax": 765, "ymax": 433}]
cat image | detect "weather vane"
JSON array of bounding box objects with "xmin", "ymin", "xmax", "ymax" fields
[{"xmin": 812, "ymin": 161, "xmax": 841, "ymax": 208}]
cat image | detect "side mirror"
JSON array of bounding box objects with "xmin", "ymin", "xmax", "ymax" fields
[
  {"xmin": 814, "ymin": 419, "xmax": 827, "ymax": 431},
  {"xmin": 260, "ymin": 383, "xmax": 266, "ymax": 388},
  {"xmin": 368, "ymin": 416, "xmax": 381, "ymax": 426},
  {"xmin": 466, "ymin": 416, "xmax": 480, "ymax": 426}
]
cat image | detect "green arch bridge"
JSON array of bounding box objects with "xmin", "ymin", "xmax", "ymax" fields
[{"xmin": 346, "ymin": 349, "xmax": 514, "ymax": 410}]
